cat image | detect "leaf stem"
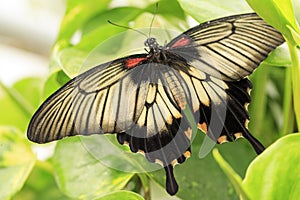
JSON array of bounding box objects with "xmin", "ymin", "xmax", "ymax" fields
[
  {"xmin": 249, "ymin": 67, "xmax": 269, "ymax": 137},
  {"xmin": 281, "ymin": 67, "xmax": 294, "ymax": 136},
  {"xmin": 287, "ymin": 42, "xmax": 300, "ymax": 129}
]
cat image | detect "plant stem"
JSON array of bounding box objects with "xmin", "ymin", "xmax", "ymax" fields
[
  {"xmin": 281, "ymin": 67, "xmax": 294, "ymax": 136},
  {"xmin": 249, "ymin": 67, "xmax": 269, "ymax": 137},
  {"xmin": 287, "ymin": 42, "xmax": 300, "ymax": 129},
  {"xmin": 138, "ymin": 173, "xmax": 151, "ymax": 200},
  {"xmin": 212, "ymin": 149, "xmax": 250, "ymax": 200}
]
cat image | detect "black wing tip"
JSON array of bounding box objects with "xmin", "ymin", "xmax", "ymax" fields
[{"xmin": 164, "ymin": 165, "xmax": 179, "ymax": 195}]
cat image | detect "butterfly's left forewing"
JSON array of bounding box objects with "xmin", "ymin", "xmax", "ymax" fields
[{"xmin": 27, "ymin": 55, "xmax": 151, "ymax": 142}]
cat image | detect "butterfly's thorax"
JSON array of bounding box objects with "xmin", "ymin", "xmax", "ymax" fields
[
  {"xmin": 144, "ymin": 37, "xmax": 163, "ymax": 53},
  {"xmin": 145, "ymin": 37, "xmax": 170, "ymax": 63}
]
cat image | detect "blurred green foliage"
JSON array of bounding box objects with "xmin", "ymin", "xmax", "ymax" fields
[{"xmin": 0, "ymin": 0, "xmax": 299, "ymax": 199}]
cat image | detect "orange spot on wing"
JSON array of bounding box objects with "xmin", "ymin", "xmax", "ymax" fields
[
  {"xmin": 217, "ymin": 136, "xmax": 228, "ymax": 144},
  {"xmin": 184, "ymin": 151, "xmax": 191, "ymax": 158},
  {"xmin": 198, "ymin": 123, "xmax": 208, "ymax": 133}
]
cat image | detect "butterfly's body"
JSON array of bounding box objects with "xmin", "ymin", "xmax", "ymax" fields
[{"xmin": 27, "ymin": 13, "xmax": 285, "ymax": 195}]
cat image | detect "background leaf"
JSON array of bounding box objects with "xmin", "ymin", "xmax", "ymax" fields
[
  {"xmin": 0, "ymin": 78, "xmax": 42, "ymax": 131},
  {"xmin": 178, "ymin": 0, "xmax": 252, "ymax": 22},
  {"xmin": 0, "ymin": 127, "xmax": 35, "ymax": 200},
  {"xmin": 95, "ymin": 191, "xmax": 144, "ymax": 200}
]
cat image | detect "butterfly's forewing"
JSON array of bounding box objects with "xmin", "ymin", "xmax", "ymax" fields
[
  {"xmin": 165, "ymin": 13, "xmax": 284, "ymax": 155},
  {"xmin": 28, "ymin": 55, "xmax": 150, "ymax": 142},
  {"xmin": 167, "ymin": 13, "xmax": 284, "ymax": 81}
]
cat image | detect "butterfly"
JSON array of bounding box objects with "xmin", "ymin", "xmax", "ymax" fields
[{"xmin": 27, "ymin": 13, "xmax": 284, "ymax": 195}]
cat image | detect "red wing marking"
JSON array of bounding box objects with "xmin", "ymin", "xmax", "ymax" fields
[
  {"xmin": 125, "ymin": 57, "xmax": 147, "ymax": 69},
  {"xmin": 170, "ymin": 37, "xmax": 192, "ymax": 48}
]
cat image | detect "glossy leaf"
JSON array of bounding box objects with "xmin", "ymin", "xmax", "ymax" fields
[
  {"xmin": 178, "ymin": 0, "xmax": 252, "ymax": 22},
  {"xmin": 52, "ymin": 136, "xmax": 134, "ymax": 199},
  {"xmin": 14, "ymin": 161, "xmax": 68, "ymax": 200},
  {"xmin": 56, "ymin": 0, "xmax": 111, "ymax": 47},
  {"xmin": 243, "ymin": 134, "xmax": 300, "ymax": 200}
]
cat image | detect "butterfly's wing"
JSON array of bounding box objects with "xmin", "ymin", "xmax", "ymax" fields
[
  {"xmin": 27, "ymin": 54, "xmax": 151, "ymax": 142},
  {"xmin": 165, "ymin": 13, "xmax": 285, "ymax": 153},
  {"xmin": 167, "ymin": 13, "xmax": 284, "ymax": 81}
]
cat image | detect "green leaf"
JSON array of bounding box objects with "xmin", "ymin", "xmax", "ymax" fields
[
  {"xmin": 95, "ymin": 191, "xmax": 144, "ymax": 200},
  {"xmin": 56, "ymin": 0, "xmax": 111, "ymax": 47},
  {"xmin": 0, "ymin": 78, "xmax": 43, "ymax": 131},
  {"xmin": 43, "ymin": 70, "xmax": 70, "ymax": 99},
  {"xmin": 14, "ymin": 161, "xmax": 69, "ymax": 200},
  {"xmin": 243, "ymin": 134, "xmax": 300, "ymax": 199},
  {"xmin": 52, "ymin": 136, "xmax": 134, "ymax": 199},
  {"xmin": 77, "ymin": 7, "xmax": 143, "ymax": 51},
  {"xmin": 12, "ymin": 78, "xmax": 43, "ymax": 110},
  {"xmin": 178, "ymin": 0, "xmax": 252, "ymax": 22},
  {"xmin": 0, "ymin": 127, "xmax": 36, "ymax": 200},
  {"xmin": 263, "ymin": 44, "xmax": 291, "ymax": 67}
]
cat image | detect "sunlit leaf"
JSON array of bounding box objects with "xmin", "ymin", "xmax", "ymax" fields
[
  {"xmin": 56, "ymin": 0, "xmax": 111, "ymax": 47},
  {"xmin": 0, "ymin": 78, "xmax": 42, "ymax": 131},
  {"xmin": 14, "ymin": 161, "xmax": 68, "ymax": 200},
  {"xmin": 243, "ymin": 134, "xmax": 300, "ymax": 200},
  {"xmin": 0, "ymin": 127, "xmax": 35, "ymax": 200},
  {"xmin": 178, "ymin": 0, "xmax": 252, "ymax": 22}
]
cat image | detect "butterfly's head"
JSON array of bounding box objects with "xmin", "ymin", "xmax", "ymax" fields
[{"xmin": 144, "ymin": 37, "xmax": 161, "ymax": 53}]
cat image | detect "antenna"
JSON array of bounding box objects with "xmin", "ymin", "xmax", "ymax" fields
[
  {"xmin": 148, "ymin": 3, "xmax": 159, "ymax": 38},
  {"xmin": 108, "ymin": 3, "xmax": 159, "ymax": 39},
  {"xmin": 107, "ymin": 20, "xmax": 148, "ymax": 39}
]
